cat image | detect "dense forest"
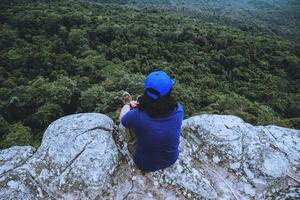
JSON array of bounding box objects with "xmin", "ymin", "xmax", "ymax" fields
[
  {"xmin": 85, "ymin": 0, "xmax": 300, "ymax": 44},
  {"xmin": 0, "ymin": 0, "xmax": 299, "ymax": 149}
]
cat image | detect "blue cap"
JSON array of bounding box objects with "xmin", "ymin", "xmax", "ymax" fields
[{"xmin": 144, "ymin": 71, "xmax": 174, "ymax": 99}]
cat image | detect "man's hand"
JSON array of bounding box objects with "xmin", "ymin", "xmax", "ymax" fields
[{"xmin": 129, "ymin": 101, "xmax": 139, "ymax": 108}]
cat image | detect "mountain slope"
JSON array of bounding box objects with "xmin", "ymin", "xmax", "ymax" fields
[
  {"xmin": 0, "ymin": 0, "xmax": 299, "ymax": 149},
  {"xmin": 84, "ymin": 0, "xmax": 300, "ymax": 43}
]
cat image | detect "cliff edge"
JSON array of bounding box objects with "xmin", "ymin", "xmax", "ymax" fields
[{"xmin": 0, "ymin": 113, "xmax": 299, "ymax": 199}]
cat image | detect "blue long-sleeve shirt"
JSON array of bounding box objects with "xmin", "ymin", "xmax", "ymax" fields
[{"xmin": 121, "ymin": 103, "xmax": 184, "ymax": 172}]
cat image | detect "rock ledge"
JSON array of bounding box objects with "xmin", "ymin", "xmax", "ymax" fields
[{"xmin": 0, "ymin": 113, "xmax": 299, "ymax": 199}]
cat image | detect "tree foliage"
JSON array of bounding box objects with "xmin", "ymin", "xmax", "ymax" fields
[{"xmin": 0, "ymin": 0, "xmax": 299, "ymax": 149}]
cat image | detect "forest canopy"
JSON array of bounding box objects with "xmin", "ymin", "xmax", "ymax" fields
[{"xmin": 0, "ymin": 0, "xmax": 299, "ymax": 149}]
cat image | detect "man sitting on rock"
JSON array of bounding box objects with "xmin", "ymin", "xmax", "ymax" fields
[{"xmin": 119, "ymin": 70, "xmax": 184, "ymax": 172}]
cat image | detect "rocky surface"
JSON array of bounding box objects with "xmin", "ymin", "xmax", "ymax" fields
[
  {"xmin": 182, "ymin": 115, "xmax": 300, "ymax": 199},
  {"xmin": 0, "ymin": 113, "xmax": 299, "ymax": 199},
  {"xmin": 0, "ymin": 146, "xmax": 35, "ymax": 175},
  {"xmin": 0, "ymin": 113, "xmax": 119, "ymax": 199}
]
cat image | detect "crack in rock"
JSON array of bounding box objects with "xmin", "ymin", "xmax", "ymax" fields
[
  {"xmin": 0, "ymin": 147, "xmax": 36, "ymax": 177},
  {"xmin": 60, "ymin": 140, "xmax": 93, "ymax": 175},
  {"xmin": 0, "ymin": 150, "xmax": 35, "ymax": 177},
  {"xmin": 84, "ymin": 126, "xmax": 113, "ymax": 133},
  {"xmin": 27, "ymin": 170, "xmax": 57, "ymax": 199},
  {"xmin": 73, "ymin": 125, "xmax": 113, "ymax": 143},
  {"xmin": 263, "ymin": 129, "xmax": 289, "ymax": 158}
]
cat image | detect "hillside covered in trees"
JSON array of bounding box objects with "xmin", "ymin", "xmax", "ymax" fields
[
  {"xmin": 0, "ymin": 0, "xmax": 299, "ymax": 149},
  {"xmin": 85, "ymin": 0, "xmax": 300, "ymax": 43}
]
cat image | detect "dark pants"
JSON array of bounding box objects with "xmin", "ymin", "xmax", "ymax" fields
[{"xmin": 125, "ymin": 128, "xmax": 136, "ymax": 155}]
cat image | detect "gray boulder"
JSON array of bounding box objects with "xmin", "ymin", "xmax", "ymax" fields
[
  {"xmin": 182, "ymin": 114, "xmax": 300, "ymax": 199},
  {"xmin": 0, "ymin": 113, "xmax": 299, "ymax": 199},
  {"xmin": 0, "ymin": 113, "xmax": 119, "ymax": 199}
]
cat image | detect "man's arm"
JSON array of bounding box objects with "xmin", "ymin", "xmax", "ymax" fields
[
  {"xmin": 119, "ymin": 104, "xmax": 131, "ymax": 122},
  {"xmin": 119, "ymin": 101, "xmax": 139, "ymax": 127}
]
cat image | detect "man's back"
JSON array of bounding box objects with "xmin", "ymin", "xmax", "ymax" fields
[{"xmin": 121, "ymin": 103, "xmax": 184, "ymax": 171}]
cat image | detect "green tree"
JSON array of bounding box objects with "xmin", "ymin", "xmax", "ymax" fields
[
  {"xmin": 0, "ymin": 115, "xmax": 10, "ymax": 139},
  {"xmin": 67, "ymin": 29, "xmax": 89, "ymax": 54},
  {"xmin": 0, "ymin": 123, "xmax": 32, "ymax": 149},
  {"xmin": 28, "ymin": 103, "xmax": 63, "ymax": 129}
]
